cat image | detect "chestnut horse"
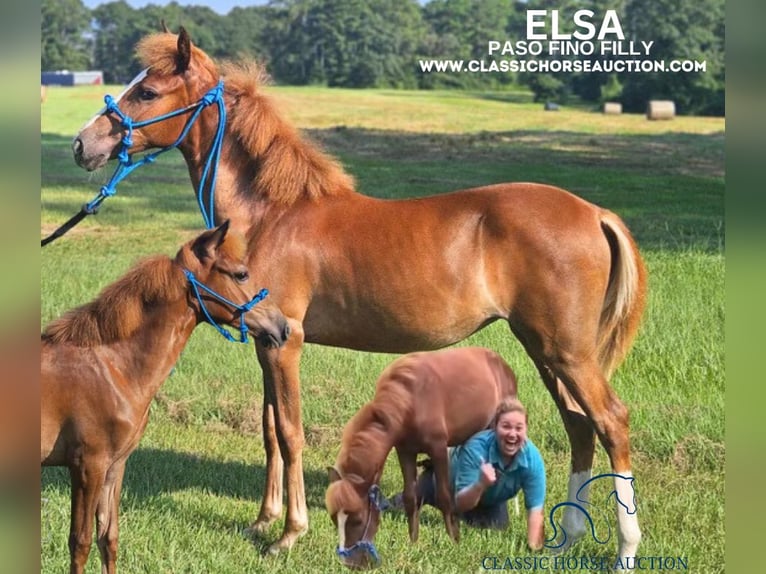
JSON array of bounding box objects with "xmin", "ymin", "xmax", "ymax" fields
[
  {"xmin": 41, "ymin": 222, "xmax": 289, "ymax": 574},
  {"xmin": 326, "ymin": 347, "xmax": 518, "ymax": 569},
  {"xmin": 71, "ymin": 29, "xmax": 647, "ymax": 558}
]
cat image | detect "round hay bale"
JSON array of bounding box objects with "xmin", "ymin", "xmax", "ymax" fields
[
  {"xmin": 646, "ymin": 100, "xmax": 675, "ymax": 120},
  {"xmin": 603, "ymin": 102, "xmax": 622, "ymax": 115}
]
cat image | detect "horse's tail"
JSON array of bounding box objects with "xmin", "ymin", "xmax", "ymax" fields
[{"xmin": 597, "ymin": 211, "xmax": 648, "ymax": 380}]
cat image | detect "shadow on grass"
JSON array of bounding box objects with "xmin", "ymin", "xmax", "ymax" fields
[
  {"xmin": 41, "ymin": 447, "xmax": 342, "ymax": 553},
  {"xmin": 308, "ymin": 126, "xmax": 724, "ymax": 179},
  {"xmin": 41, "ymin": 447, "xmax": 331, "ymax": 510},
  {"xmin": 463, "ymin": 91, "xmax": 537, "ymax": 105}
]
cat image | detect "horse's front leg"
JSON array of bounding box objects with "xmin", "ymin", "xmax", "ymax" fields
[
  {"xmin": 247, "ymin": 364, "xmax": 284, "ymax": 534},
  {"xmin": 68, "ymin": 462, "xmax": 105, "ymax": 574},
  {"xmin": 95, "ymin": 459, "xmax": 126, "ymax": 574},
  {"xmin": 395, "ymin": 448, "xmax": 420, "ymax": 543},
  {"xmin": 256, "ymin": 321, "xmax": 308, "ymax": 554},
  {"xmin": 429, "ymin": 445, "xmax": 459, "ymax": 543}
]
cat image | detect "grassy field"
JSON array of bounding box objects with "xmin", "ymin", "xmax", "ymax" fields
[{"xmin": 41, "ymin": 85, "xmax": 724, "ymax": 573}]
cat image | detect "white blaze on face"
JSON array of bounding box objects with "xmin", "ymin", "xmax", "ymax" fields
[
  {"xmin": 77, "ymin": 68, "xmax": 150, "ymax": 133},
  {"xmin": 337, "ymin": 510, "xmax": 348, "ymax": 550}
]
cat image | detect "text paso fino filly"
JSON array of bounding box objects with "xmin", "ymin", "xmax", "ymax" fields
[{"xmin": 72, "ymin": 28, "xmax": 647, "ymax": 559}]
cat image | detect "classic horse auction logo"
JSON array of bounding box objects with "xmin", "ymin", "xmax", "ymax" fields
[{"xmin": 544, "ymin": 473, "xmax": 637, "ymax": 549}]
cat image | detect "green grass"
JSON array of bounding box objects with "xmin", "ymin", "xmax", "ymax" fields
[{"xmin": 41, "ymin": 85, "xmax": 724, "ymax": 573}]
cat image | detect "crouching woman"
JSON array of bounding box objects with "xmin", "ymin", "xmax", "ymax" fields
[{"xmin": 416, "ymin": 397, "xmax": 546, "ymax": 549}]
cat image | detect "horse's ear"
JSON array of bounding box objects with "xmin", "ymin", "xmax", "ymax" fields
[
  {"xmin": 345, "ymin": 472, "xmax": 367, "ymax": 489},
  {"xmin": 176, "ymin": 26, "xmax": 192, "ymax": 73},
  {"xmin": 191, "ymin": 220, "xmax": 230, "ymax": 262},
  {"xmin": 327, "ymin": 466, "xmax": 342, "ymax": 484},
  {"xmin": 160, "ymin": 19, "xmax": 171, "ymax": 33}
]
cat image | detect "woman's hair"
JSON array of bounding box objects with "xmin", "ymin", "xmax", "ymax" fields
[{"xmin": 492, "ymin": 397, "xmax": 527, "ymax": 427}]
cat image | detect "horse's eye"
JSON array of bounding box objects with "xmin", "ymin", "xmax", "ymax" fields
[
  {"xmin": 233, "ymin": 271, "xmax": 249, "ymax": 283},
  {"xmin": 139, "ymin": 88, "xmax": 157, "ymax": 101}
]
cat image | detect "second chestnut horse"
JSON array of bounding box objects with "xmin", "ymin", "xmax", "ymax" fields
[
  {"xmin": 41, "ymin": 222, "xmax": 289, "ymax": 574},
  {"xmin": 326, "ymin": 347, "xmax": 518, "ymax": 569}
]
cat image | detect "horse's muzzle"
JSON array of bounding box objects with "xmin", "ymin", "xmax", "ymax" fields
[
  {"xmin": 337, "ymin": 542, "xmax": 380, "ymax": 570},
  {"xmin": 72, "ymin": 137, "xmax": 83, "ymax": 158},
  {"xmin": 258, "ymin": 322, "xmax": 290, "ymax": 349},
  {"xmin": 72, "ymin": 136, "xmax": 107, "ymax": 171},
  {"xmin": 339, "ymin": 553, "xmax": 378, "ymax": 571}
]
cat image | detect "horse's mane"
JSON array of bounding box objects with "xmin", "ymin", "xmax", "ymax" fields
[
  {"xmin": 137, "ymin": 32, "xmax": 215, "ymax": 77},
  {"xmin": 42, "ymin": 256, "xmax": 185, "ymax": 347},
  {"xmin": 221, "ymin": 61, "xmax": 356, "ymax": 205},
  {"xmin": 42, "ymin": 230, "xmax": 248, "ymax": 347},
  {"xmin": 137, "ymin": 33, "xmax": 356, "ymax": 206},
  {"xmin": 325, "ymin": 476, "xmax": 365, "ymax": 516},
  {"xmin": 326, "ymin": 397, "xmax": 407, "ymax": 515},
  {"xmin": 336, "ymin": 368, "xmax": 414, "ymax": 481}
]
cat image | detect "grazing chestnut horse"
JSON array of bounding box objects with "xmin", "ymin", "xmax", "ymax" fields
[
  {"xmin": 71, "ymin": 29, "xmax": 647, "ymax": 558},
  {"xmin": 41, "ymin": 222, "xmax": 289, "ymax": 574},
  {"xmin": 326, "ymin": 347, "xmax": 517, "ymax": 569}
]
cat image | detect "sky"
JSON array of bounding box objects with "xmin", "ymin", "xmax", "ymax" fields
[{"xmin": 81, "ymin": 0, "xmax": 268, "ymax": 16}]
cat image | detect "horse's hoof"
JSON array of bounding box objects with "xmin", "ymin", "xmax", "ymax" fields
[
  {"xmin": 408, "ymin": 523, "xmax": 419, "ymax": 543},
  {"xmin": 447, "ymin": 515, "xmax": 460, "ymax": 543},
  {"xmin": 549, "ymin": 539, "xmax": 575, "ymax": 556},
  {"xmin": 266, "ymin": 542, "xmax": 285, "ymax": 556},
  {"xmin": 244, "ymin": 519, "xmax": 274, "ymax": 537},
  {"xmin": 265, "ymin": 530, "xmax": 307, "ymax": 556}
]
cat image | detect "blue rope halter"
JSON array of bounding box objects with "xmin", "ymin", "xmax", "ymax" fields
[
  {"xmin": 184, "ymin": 269, "xmax": 268, "ymax": 343},
  {"xmin": 85, "ymin": 79, "xmax": 227, "ymax": 229},
  {"xmin": 335, "ymin": 484, "xmax": 385, "ymax": 566}
]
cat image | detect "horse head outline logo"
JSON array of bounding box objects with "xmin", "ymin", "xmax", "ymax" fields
[{"xmin": 544, "ymin": 473, "xmax": 637, "ymax": 549}]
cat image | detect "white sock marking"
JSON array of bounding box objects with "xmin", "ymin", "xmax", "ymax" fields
[{"xmin": 614, "ymin": 470, "xmax": 641, "ymax": 558}]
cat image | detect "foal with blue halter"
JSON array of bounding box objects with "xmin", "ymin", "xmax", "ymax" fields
[{"xmin": 41, "ymin": 223, "xmax": 289, "ymax": 574}]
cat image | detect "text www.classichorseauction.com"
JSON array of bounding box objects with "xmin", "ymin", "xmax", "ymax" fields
[{"xmin": 419, "ymin": 9, "xmax": 707, "ymax": 75}]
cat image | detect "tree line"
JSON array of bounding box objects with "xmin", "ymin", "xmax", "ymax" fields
[{"xmin": 41, "ymin": 0, "xmax": 724, "ymax": 116}]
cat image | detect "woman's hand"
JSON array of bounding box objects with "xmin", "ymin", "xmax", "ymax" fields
[
  {"xmin": 478, "ymin": 460, "xmax": 497, "ymax": 488},
  {"xmin": 455, "ymin": 458, "xmax": 496, "ymax": 512},
  {"xmin": 526, "ymin": 508, "xmax": 545, "ymax": 551}
]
